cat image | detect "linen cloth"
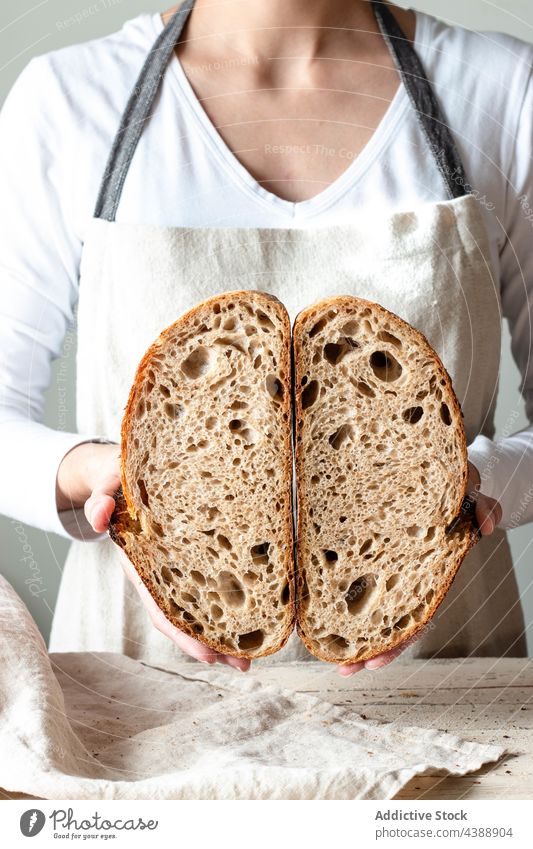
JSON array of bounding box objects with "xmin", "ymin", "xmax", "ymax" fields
[{"xmin": 0, "ymin": 576, "xmax": 507, "ymax": 800}]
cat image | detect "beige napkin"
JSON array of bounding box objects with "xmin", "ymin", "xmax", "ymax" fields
[{"xmin": 0, "ymin": 575, "xmax": 507, "ymax": 799}]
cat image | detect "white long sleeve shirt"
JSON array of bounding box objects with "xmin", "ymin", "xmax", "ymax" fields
[{"xmin": 1, "ymin": 9, "xmax": 533, "ymax": 541}]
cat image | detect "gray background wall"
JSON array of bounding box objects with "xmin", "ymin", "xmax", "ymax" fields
[{"xmin": 1, "ymin": 0, "xmax": 532, "ymax": 652}]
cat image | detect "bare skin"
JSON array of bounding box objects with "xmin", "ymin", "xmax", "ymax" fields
[
  {"xmin": 161, "ymin": 0, "xmax": 416, "ymax": 203},
  {"xmin": 57, "ymin": 1, "xmax": 502, "ymax": 673}
]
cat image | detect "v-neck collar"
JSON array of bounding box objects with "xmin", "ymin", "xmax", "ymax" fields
[{"xmin": 148, "ymin": 9, "xmax": 426, "ymax": 220}]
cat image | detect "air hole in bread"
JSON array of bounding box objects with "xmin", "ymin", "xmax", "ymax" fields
[
  {"xmin": 217, "ymin": 571, "xmax": 245, "ymax": 607},
  {"xmin": 210, "ymin": 603, "xmax": 223, "ymax": 621},
  {"xmin": 256, "ymin": 310, "xmax": 275, "ymax": 331},
  {"xmin": 243, "ymin": 570, "xmax": 259, "ymax": 586},
  {"xmin": 168, "ymin": 599, "xmax": 184, "ymax": 618},
  {"xmin": 253, "ymin": 355, "xmax": 262, "ymax": 369},
  {"xmin": 238, "ymin": 629, "xmax": 265, "ymax": 650},
  {"xmin": 369, "ymin": 350, "xmax": 403, "ymax": 382},
  {"xmin": 181, "ymin": 346, "xmax": 214, "ymax": 380},
  {"xmin": 425, "ymin": 588, "xmax": 435, "ymax": 604},
  {"xmin": 377, "ymin": 330, "xmax": 402, "ymax": 348},
  {"xmin": 265, "ymin": 374, "xmax": 284, "ymax": 403},
  {"xmin": 137, "ymin": 479, "xmax": 150, "ymax": 507},
  {"xmin": 411, "ymin": 602, "xmax": 426, "ymax": 622},
  {"xmin": 136, "ymin": 398, "xmax": 145, "ymax": 418},
  {"xmin": 164, "ymin": 402, "xmax": 183, "ymax": 420},
  {"xmin": 151, "ymin": 520, "xmax": 164, "ymax": 538},
  {"xmin": 281, "ymin": 582, "xmax": 290, "ymax": 605},
  {"xmin": 342, "ymin": 320, "xmax": 359, "ymax": 335},
  {"xmin": 222, "ymin": 316, "xmax": 238, "ymax": 331},
  {"xmin": 328, "ymin": 423, "xmax": 355, "ymax": 450},
  {"xmin": 402, "ymin": 406, "xmax": 424, "ymax": 424},
  {"xmin": 370, "ymin": 608, "xmax": 383, "ymax": 625},
  {"xmin": 321, "ymin": 634, "xmax": 350, "ymax": 655},
  {"xmin": 386, "ymin": 573, "xmax": 400, "ymax": 592},
  {"xmin": 190, "ymin": 570, "xmax": 206, "ymax": 586},
  {"xmin": 323, "ymin": 550, "xmax": 338, "ymax": 563},
  {"xmin": 407, "ymin": 525, "xmax": 426, "ymax": 539},
  {"xmin": 440, "ymin": 402, "xmax": 452, "ymax": 425},
  {"xmin": 251, "ymin": 542, "xmax": 270, "ymax": 564},
  {"xmin": 309, "ymin": 317, "xmax": 328, "ymax": 337},
  {"xmin": 228, "ymin": 419, "xmax": 260, "ymax": 445},
  {"xmin": 346, "ymin": 574, "xmax": 377, "ymax": 615},
  {"xmin": 359, "ymin": 539, "xmax": 372, "ymax": 555},
  {"xmin": 159, "ymin": 384, "xmax": 171, "ymax": 398},
  {"xmin": 353, "ymin": 379, "xmax": 376, "ymax": 398},
  {"xmin": 302, "ymin": 380, "xmax": 319, "ymax": 408},
  {"xmin": 160, "ymin": 566, "xmax": 173, "ymax": 585},
  {"xmin": 394, "ymin": 613, "xmax": 411, "ymax": 630},
  {"xmin": 217, "ymin": 534, "xmax": 232, "ymax": 551},
  {"xmin": 323, "ymin": 338, "xmax": 359, "ymax": 366},
  {"xmin": 205, "ymin": 416, "xmax": 217, "ymax": 430}
]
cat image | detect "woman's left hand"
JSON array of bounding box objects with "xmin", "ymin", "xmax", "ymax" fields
[{"xmin": 336, "ymin": 461, "xmax": 501, "ymax": 677}]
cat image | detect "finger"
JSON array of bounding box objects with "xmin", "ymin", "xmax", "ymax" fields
[
  {"xmin": 84, "ymin": 470, "xmax": 121, "ymax": 530},
  {"xmin": 365, "ymin": 655, "xmax": 396, "ymax": 670},
  {"xmin": 364, "ymin": 643, "xmax": 407, "ymax": 670},
  {"xmin": 337, "ymin": 662, "xmax": 365, "ymax": 677},
  {"xmin": 218, "ymin": 654, "xmax": 251, "ymax": 672},
  {"xmin": 476, "ymin": 495, "xmax": 502, "ymax": 535},
  {"xmin": 85, "ymin": 493, "xmax": 116, "ymax": 532}
]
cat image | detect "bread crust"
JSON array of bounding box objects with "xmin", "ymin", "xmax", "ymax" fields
[
  {"xmin": 109, "ymin": 290, "xmax": 295, "ymax": 659},
  {"xmin": 292, "ymin": 295, "xmax": 480, "ymax": 664}
]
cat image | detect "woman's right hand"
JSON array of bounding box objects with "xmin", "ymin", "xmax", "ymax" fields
[{"xmin": 58, "ymin": 442, "xmax": 250, "ymax": 670}]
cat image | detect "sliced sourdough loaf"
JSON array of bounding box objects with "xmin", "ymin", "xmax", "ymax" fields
[
  {"xmin": 109, "ymin": 291, "xmax": 295, "ymax": 659},
  {"xmin": 293, "ymin": 296, "xmax": 479, "ymax": 665}
]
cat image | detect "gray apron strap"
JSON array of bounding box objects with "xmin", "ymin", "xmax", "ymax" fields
[
  {"xmin": 94, "ymin": 0, "xmax": 470, "ymax": 221},
  {"xmin": 372, "ymin": 1, "xmax": 471, "ymax": 199},
  {"xmin": 93, "ymin": 0, "xmax": 195, "ymax": 221}
]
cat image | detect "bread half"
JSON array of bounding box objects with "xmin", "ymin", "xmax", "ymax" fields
[
  {"xmin": 293, "ymin": 296, "xmax": 479, "ymax": 664},
  {"xmin": 109, "ymin": 291, "xmax": 295, "ymax": 659}
]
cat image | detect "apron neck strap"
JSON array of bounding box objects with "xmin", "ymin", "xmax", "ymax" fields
[
  {"xmin": 94, "ymin": 0, "xmax": 195, "ymax": 221},
  {"xmin": 94, "ymin": 0, "xmax": 470, "ymax": 221},
  {"xmin": 372, "ymin": 1, "xmax": 470, "ymax": 200}
]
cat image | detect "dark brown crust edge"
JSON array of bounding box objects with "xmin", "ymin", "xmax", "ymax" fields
[
  {"xmin": 108, "ymin": 290, "xmax": 296, "ymax": 660},
  {"xmin": 292, "ymin": 295, "xmax": 480, "ymax": 665}
]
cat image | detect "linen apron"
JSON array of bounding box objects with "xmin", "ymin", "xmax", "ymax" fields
[{"xmin": 49, "ymin": 0, "xmax": 527, "ymax": 666}]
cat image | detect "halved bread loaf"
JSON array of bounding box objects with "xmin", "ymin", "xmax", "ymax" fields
[
  {"xmin": 109, "ymin": 291, "xmax": 295, "ymax": 659},
  {"xmin": 293, "ymin": 296, "xmax": 479, "ymax": 665}
]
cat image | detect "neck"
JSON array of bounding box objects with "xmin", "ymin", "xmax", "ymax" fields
[{"xmin": 163, "ymin": 0, "xmax": 402, "ymax": 62}]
